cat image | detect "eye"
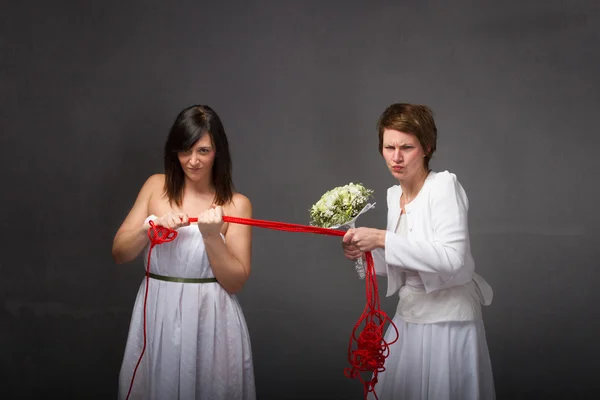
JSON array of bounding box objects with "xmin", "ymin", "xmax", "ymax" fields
[{"xmin": 198, "ymin": 148, "xmax": 211, "ymax": 154}]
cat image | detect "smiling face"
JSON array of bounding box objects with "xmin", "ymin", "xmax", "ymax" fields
[
  {"xmin": 381, "ymin": 128, "xmax": 428, "ymax": 182},
  {"xmin": 177, "ymin": 132, "xmax": 215, "ymax": 182}
]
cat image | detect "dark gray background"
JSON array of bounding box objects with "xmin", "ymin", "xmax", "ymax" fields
[{"xmin": 1, "ymin": 0, "xmax": 599, "ymax": 399}]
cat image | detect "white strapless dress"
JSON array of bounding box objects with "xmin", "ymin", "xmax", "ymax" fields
[{"xmin": 118, "ymin": 216, "xmax": 255, "ymax": 400}]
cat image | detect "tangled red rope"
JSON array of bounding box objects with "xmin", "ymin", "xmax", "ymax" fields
[{"xmin": 125, "ymin": 215, "xmax": 398, "ymax": 400}]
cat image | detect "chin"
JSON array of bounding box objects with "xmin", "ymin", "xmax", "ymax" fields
[{"xmin": 185, "ymin": 173, "xmax": 206, "ymax": 181}]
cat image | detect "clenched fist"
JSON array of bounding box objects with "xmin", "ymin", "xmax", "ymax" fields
[
  {"xmin": 341, "ymin": 239, "xmax": 364, "ymax": 261},
  {"xmin": 155, "ymin": 212, "xmax": 190, "ymax": 230},
  {"xmin": 197, "ymin": 205, "xmax": 224, "ymax": 238},
  {"xmin": 342, "ymin": 227, "xmax": 386, "ymax": 253}
]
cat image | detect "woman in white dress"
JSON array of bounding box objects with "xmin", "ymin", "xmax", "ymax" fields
[
  {"xmin": 342, "ymin": 103, "xmax": 495, "ymax": 400},
  {"xmin": 112, "ymin": 105, "xmax": 255, "ymax": 400}
]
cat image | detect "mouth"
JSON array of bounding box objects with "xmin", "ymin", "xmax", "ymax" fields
[{"xmin": 391, "ymin": 166, "xmax": 404, "ymax": 171}]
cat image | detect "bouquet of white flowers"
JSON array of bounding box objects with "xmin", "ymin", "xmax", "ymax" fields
[{"xmin": 309, "ymin": 183, "xmax": 376, "ymax": 279}]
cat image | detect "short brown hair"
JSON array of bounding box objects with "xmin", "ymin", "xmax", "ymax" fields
[{"xmin": 377, "ymin": 103, "xmax": 437, "ymax": 169}]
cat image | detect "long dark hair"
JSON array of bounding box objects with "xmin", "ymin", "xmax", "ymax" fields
[{"xmin": 163, "ymin": 105, "xmax": 234, "ymax": 206}]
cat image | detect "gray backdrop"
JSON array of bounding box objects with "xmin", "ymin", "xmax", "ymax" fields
[{"xmin": 1, "ymin": 0, "xmax": 599, "ymax": 399}]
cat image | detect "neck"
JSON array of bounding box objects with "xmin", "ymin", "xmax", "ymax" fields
[
  {"xmin": 399, "ymin": 168, "xmax": 429, "ymax": 201},
  {"xmin": 184, "ymin": 176, "xmax": 215, "ymax": 198}
]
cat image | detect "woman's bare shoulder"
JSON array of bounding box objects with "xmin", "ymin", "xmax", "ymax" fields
[
  {"xmin": 225, "ymin": 192, "xmax": 252, "ymax": 217},
  {"xmin": 145, "ymin": 173, "xmax": 165, "ymax": 187},
  {"xmin": 140, "ymin": 173, "xmax": 165, "ymax": 196}
]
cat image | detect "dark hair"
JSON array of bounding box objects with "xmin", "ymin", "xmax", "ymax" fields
[
  {"xmin": 377, "ymin": 103, "xmax": 438, "ymax": 169},
  {"xmin": 163, "ymin": 105, "xmax": 234, "ymax": 206}
]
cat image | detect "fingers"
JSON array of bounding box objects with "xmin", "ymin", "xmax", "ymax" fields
[
  {"xmin": 343, "ymin": 230, "xmax": 362, "ymax": 260},
  {"xmin": 157, "ymin": 206, "xmax": 222, "ymax": 231},
  {"xmin": 170, "ymin": 214, "xmax": 179, "ymax": 228},
  {"xmin": 156, "ymin": 212, "xmax": 189, "ymax": 229},
  {"xmin": 197, "ymin": 206, "xmax": 223, "ymax": 224},
  {"xmin": 166, "ymin": 213, "xmax": 178, "ymax": 229},
  {"xmin": 342, "ymin": 242, "xmax": 358, "ymax": 251},
  {"xmin": 172, "ymin": 213, "xmax": 184, "ymax": 229},
  {"xmin": 214, "ymin": 206, "xmax": 223, "ymax": 220},
  {"xmin": 344, "ymin": 249, "xmax": 361, "ymax": 257},
  {"xmin": 344, "ymin": 249, "xmax": 363, "ymax": 261},
  {"xmin": 197, "ymin": 209, "xmax": 212, "ymax": 223},
  {"xmin": 179, "ymin": 213, "xmax": 190, "ymax": 227},
  {"xmin": 342, "ymin": 231, "xmax": 359, "ymax": 252},
  {"xmin": 343, "ymin": 229, "xmax": 355, "ymax": 244}
]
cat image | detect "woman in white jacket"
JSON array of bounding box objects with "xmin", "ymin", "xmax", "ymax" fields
[{"xmin": 343, "ymin": 103, "xmax": 495, "ymax": 400}]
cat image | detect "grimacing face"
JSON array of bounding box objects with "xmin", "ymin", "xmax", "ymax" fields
[
  {"xmin": 381, "ymin": 128, "xmax": 428, "ymax": 181},
  {"xmin": 177, "ymin": 133, "xmax": 216, "ymax": 182}
]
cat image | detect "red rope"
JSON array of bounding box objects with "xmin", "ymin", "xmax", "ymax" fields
[
  {"xmin": 126, "ymin": 215, "xmax": 398, "ymax": 400},
  {"xmin": 343, "ymin": 251, "xmax": 399, "ymax": 400},
  {"xmin": 124, "ymin": 220, "xmax": 178, "ymax": 400}
]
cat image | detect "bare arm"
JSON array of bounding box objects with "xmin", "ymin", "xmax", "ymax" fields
[
  {"xmin": 111, "ymin": 174, "xmax": 162, "ymax": 264},
  {"xmin": 201, "ymin": 194, "xmax": 252, "ymax": 295}
]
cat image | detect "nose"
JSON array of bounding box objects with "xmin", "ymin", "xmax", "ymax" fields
[
  {"xmin": 392, "ymin": 149, "xmax": 402, "ymax": 163},
  {"xmin": 189, "ymin": 153, "xmax": 201, "ymax": 166}
]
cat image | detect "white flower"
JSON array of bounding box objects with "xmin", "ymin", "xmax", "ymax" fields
[{"xmin": 309, "ymin": 183, "xmax": 374, "ymax": 228}]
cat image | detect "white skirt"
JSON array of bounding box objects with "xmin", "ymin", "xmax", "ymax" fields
[{"xmin": 368, "ymin": 317, "xmax": 495, "ymax": 400}]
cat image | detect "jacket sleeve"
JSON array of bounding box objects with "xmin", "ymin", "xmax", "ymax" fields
[
  {"xmin": 384, "ymin": 172, "xmax": 471, "ymax": 277},
  {"xmin": 372, "ymin": 247, "xmax": 405, "ymax": 297}
]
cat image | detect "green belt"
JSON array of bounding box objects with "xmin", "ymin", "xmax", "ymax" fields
[{"xmin": 146, "ymin": 272, "xmax": 218, "ymax": 284}]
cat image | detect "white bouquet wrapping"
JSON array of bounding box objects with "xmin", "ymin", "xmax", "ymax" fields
[{"xmin": 309, "ymin": 183, "xmax": 376, "ymax": 279}]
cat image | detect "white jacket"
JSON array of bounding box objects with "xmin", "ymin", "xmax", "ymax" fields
[{"xmin": 372, "ymin": 170, "xmax": 493, "ymax": 307}]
